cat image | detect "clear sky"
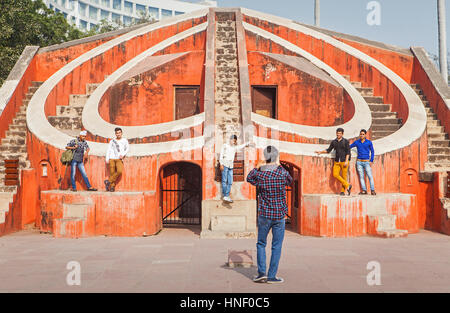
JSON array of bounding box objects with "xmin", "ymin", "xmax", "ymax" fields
[{"xmin": 216, "ymin": 0, "xmax": 449, "ymax": 58}]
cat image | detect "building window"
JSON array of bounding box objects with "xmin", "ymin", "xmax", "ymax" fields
[
  {"xmin": 100, "ymin": 9, "xmax": 109, "ymax": 20},
  {"xmin": 136, "ymin": 4, "xmax": 145, "ymax": 15},
  {"xmin": 112, "ymin": 0, "xmax": 121, "ymax": 10},
  {"xmin": 112, "ymin": 13, "xmax": 121, "ymax": 24},
  {"xmin": 124, "ymin": 1, "xmax": 133, "ymax": 14},
  {"xmin": 101, "ymin": 0, "xmax": 110, "ymax": 8},
  {"xmin": 161, "ymin": 9, "xmax": 172, "ymax": 19},
  {"xmin": 123, "ymin": 15, "xmax": 132, "ymax": 25},
  {"xmin": 68, "ymin": 0, "xmax": 75, "ymax": 10},
  {"xmin": 80, "ymin": 20, "xmax": 88, "ymax": 29},
  {"xmin": 79, "ymin": 2, "xmax": 87, "ymax": 17},
  {"xmin": 148, "ymin": 6, "xmax": 159, "ymax": 20},
  {"xmin": 91, "ymin": 0, "xmax": 99, "ymax": 4},
  {"xmin": 175, "ymin": 11, "xmax": 184, "ymax": 15},
  {"xmin": 89, "ymin": 6, "xmax": 98, "ymax": 20}
]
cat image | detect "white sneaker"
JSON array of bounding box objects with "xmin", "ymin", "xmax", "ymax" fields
[{"xmin": 223, "ymin": 196, "xmax": 233, "ymax": 203}]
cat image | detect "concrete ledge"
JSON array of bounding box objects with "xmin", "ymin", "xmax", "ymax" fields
[{"xmin": 0, "ymin": 46, "xmax": 39, "ymax": 115}]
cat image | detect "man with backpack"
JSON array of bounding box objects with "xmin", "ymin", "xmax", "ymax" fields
[
  {"xmin": 104, "ymin": 127, "xmax": 129, "ymax": 192},
  {"xmin": 65, "ymin": 130, "xmax": 97, "ymax": 192}
]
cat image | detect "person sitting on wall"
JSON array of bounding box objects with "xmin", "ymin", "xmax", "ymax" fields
[
  {"xmin": 219, "ymin": 134, "xmax": 249, "ymax": 203},
  {"xmin": 66, "ymin": 130, "xmax": 97, "ymax": 192},
  {"xmin": 247, "ymin": 145, "xmax": 293, "ymax": 284},
  {"xmin": 104, "ymin": 127, "xmax": 129, "ymax": 192},
  {"xmin": 315, "ymin": 128, "xmax": 352, "ymax": 196},
  {"xmin": 350, "ymin": 129, "xmax": 376, "ymax": 195}
]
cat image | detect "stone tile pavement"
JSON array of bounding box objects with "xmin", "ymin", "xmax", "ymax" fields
[{"xmin": 0, "ymin": 226, "xmax": 450, "ymax": 292}]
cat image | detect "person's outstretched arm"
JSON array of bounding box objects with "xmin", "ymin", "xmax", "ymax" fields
[
  {"xmin": 246, "ymin": 167, "xmax": 259, "ymax": 187},
  {"xmin": 370, "ymin": 141, "xmax": 375, "ymax": 163}
]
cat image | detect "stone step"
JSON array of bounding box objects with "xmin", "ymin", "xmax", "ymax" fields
[
  {"xmin": 56, "ymin": 105, "xmax": 83, "ymax": 117},
  {"xmin": 424, "ymin": 162, "xmax": 450, "ymax": 172},
  {"xmin": 428, "ymin": 154, "xmax": 450, "ymax": 162},
  {"xmin": 371, "ymin": 112, "xmax": 397, "ymax": 119},
  {"xmin": 69, "ymin": 94, "xmax": 89, "ymax": 107},
  {"xmin": 351, "ymin": 81, "xmax": 362, "ymax": 88},
  {"xmin": 372, "ymin": 118, "xmax": 401, "ymax": 125},
  {"xmin": 0, "ymin": 160, "xmax": 29, "ymax": 168},
  {"xmin": 425, "ymin": 107, "xmax": 433, "ymax": 113},
  {"xmin": 368, "ymin": 104, "xmax": 390, "ymax": 112},
  {"xmin": 8, "ymin": 124, "xmax": 27, "ymax": 132},
  {"xmin": 427, "ymin": 113, "xmax": 437, "ymax": 119},
  {"xmin": 428, "ymin": 133, "xmax": 448, "ymax": 140},
  {"xmin": 86, "ymin": 83, "xmax": 99, "ymax": 96},
  {"xmin": 356, "ymin": 87, "xmax": 373, "ymax": 96},
  {"xmin": 427, "ymin": 120, "xmax": 441, "ymax": 127},
  {"xmin": 428, "ymin": 147, "xmax": 450, "ymax": 155},
  {"xmin": 364, "ymin": 96, "xmax": 384, "ymax": 104},
  {"xmin": 377, "ymin": 229, "xmax": 408, "ymax": 238},
  {"xmin": 0, "ymin": 186, "xmax": 17, "ymax": 193},
  {"xmin": 371, "ymin": 131, "xmax": 395, "ymax": 139},
  {"xmin": 0, "ymin": 192, "xmax": 14, "ymax": 203},
  {"xmin": 31, "ymin": 81, "xmax": 44, "ymax": 87},
  {"xmin": 24, "ymin": 93, "xmax": 34, "ymax": 100},
  {"xmin": 409, "ymin": 83, "xmax": 420, "ymax": 89},
  {"xmin": 5, "ymin": 130, "xmax": 26, "ymax": 138},
  {"xmin": 0, "ymin": 145, "xmax": 27, "ymax": 153},
  {"xmin": 1, "ymin": 138, "xmax": 26, "ymax": 146},
  {"xmin": 428, "ymin": 140, "xmax": 450, "ymax": 147},
  {"xmin": 48, "ymin": 116, "xmax": 82, "ymax": 130},
  {"xmin": 419, "ymin": 94, "xmax": 427, "ymax": 101},
  {"xmin": 371, "ymin": 124, "xmax": 400, "ymax": 132},
  {"xmin": 427, "ymin": 126, "xmax": 445, "ymax": 134}
]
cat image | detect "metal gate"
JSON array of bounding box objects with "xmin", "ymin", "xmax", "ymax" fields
[{"xmin": 160, "ymin": 162, "xmax": 202, "ymax": 225}]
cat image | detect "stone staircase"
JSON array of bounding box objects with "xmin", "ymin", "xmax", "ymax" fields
[
  {"xmin": 214, "ymin": 12, "xmax": 242, "ymax": 142},
  {"xmin": 48, "ymin": 83, "xmax": 99, "ymax": 137},
  {"xmin": 343, "ymin": 75, "xmax": 402, "ymax": 140},
  {"xmin": 0, "ymin": 81, "xmax": 42, "ymax": 223},
  {"xmin": 409, "ymin": 84, "xmax": 450, "ymax": 172},
  {"xmin": 367, "ymin": 214, "xmax": 408, "ymax": 238}
]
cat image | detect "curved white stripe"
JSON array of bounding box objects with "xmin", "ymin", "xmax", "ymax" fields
[
  {"xmin": 82, "ymin": 23, "xmax": 206, "ymax": 139},
  {"xmin": 242, "ymin": 8, "xmax": 426, "ymax": 155},
  {"xmin": 244, "ymin": 23, "xmax": 371, "ymax": 140},
  {"xmin": 27, "ymin": 9, "xmax": 208, "ymax": 156}
]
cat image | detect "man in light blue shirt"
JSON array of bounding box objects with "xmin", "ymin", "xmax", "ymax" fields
[{"xmin": 350, "ymin": 129, "xmax": 376, "ymax": 195}]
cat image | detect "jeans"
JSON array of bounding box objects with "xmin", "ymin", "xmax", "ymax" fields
[
  {"xmin": 70, "ymin": 160, "xmax": 92, "ymax": 190},
  {"xmin": 256, "ymin": 215, "xmax": 285, "ymax": 279},
  {"xmin": 356, "ymin": 161, "xmax": 375, "ymax": 191},
  {"xmin": 221, "ymin": 166, "xmax": 233, "ymax": 197}
]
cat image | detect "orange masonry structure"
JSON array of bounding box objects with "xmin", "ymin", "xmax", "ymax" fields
[{"xmin": 0, "ymin": 8, "xmax": 449, "ymax": 238}]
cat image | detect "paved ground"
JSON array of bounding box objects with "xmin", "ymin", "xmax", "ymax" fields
[{"xmin": 1, "ymin": 226, "xmax": 450, "ymax": 293}]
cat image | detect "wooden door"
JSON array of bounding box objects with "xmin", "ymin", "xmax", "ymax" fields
[
  {"xmin": 252, "ymin": 86, "xmax": 276, "ymax": 118},
  {"xmin": 175, "ymin": 86, "xmax": 200, "ymax": 120}
]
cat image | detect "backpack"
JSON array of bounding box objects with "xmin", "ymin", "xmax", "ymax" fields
[{"xmin": 60, "ymin": 149, "xmax": 74, "ymax": 165}]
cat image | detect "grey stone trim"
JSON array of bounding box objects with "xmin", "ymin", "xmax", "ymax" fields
[
  {"xmin": 0, "ymin": 46, "xmax": 39, "ymax": 115},
  {"xmin": 411, "ymin": 47, "xmax": 450, "ymax": 111}
]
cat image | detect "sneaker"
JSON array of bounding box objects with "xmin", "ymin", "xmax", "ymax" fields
[
  {"xmin": 371, "ymin": 190, "xmax": 377, "ymax": 195},
  {"xmin": 110, "ymin": 186, "xmax": 115, "ymax": 192},
  {"xmin": 347, "ymin": 184, "xmax": 352, "ymax": 196},
  {"xmin": 339, "ymin": 192, "xmax": 345, "ymax": 196},
  {"xmin": 87, "ymin": 187, "xmax": 97, "ymax": 191},
  {"xmin": 267, "ymin": 277, "xmax": 284, "ymax": 284},
  {"xmin": 104, "ymin": 180, "xmax": 110, "ymax": 191},
  {"xmin": 70, "ymin": 188, "xmax": 77, "ymax": 192},
  {"xmin": 359, "ymin": 190, "xmax": 367, "ymax": 195},
  {"xmin": 223, "ymin": 196, "xmax": 233, "ymax": 203},
  {"xmin": 252, "ymin": 273, "xmax": 267, "ymax": 283}
]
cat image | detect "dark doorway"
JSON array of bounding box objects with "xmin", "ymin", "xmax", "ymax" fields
[
  {"xmin": 280, "ymin": 161, "xmax": 301, "ymax": 232},
  {"xmin": 175, "ymin": 86, "xmax": 200, "ymax": 120},
  {"xmin": 252, "ymin": 86, "xmax": 277, "ymax": 118},
  {"xmin": 160, "ymin": 162, "xmax": 202, "ymax": 225}
]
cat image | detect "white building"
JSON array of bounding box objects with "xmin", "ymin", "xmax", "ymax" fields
[{"xmin": 43, "ymin": 0, "xmax": 217, "ymax": 31}]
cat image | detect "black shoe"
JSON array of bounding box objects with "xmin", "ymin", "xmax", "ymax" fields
[
  {"xmin": 70, "ymin": 188, "xmax": 77, "ymax": 192},
  {"xmin": 87, "ymin": 187, "xmax": 97, "ymax": 191},
  {"xmin": 347, "ymin": 184, "xmax": 352, "ymax": 195},
  {"xmin": 371, "ymin": 190, "xmax": 377, "ymax": 195},
  {"xmin": 340, "ymin": 192, "xmax": 345, "ymax": 196},
  {"xmin": 267, "ymin": 277, "xmax": 284, "ymax": 284},
  {"xmin": 110, "ymin": 186, "xmax": 115, "ymax": 192},
  {"xmin": 359, "ymin": 190, "xmax": 367, "ymax": 195},
  {"xmin": 104, "ymin": 180, "xmax": 110, "ymax": 191},
  {"xmin": 253, "ymin": 273, "xmax": 267, "ymax": 283}
]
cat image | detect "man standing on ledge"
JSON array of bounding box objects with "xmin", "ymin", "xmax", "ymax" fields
[
  {"xmin": 66, "ymin": 130, "xmax": 97, "ymax": 192},
  {"xmin": 350, "ymin": 129, "xmax": 376, "ymax": 195},
  {"xmin": 104, "ymin": 127, "xmax": 129, "ymax": 192},
  {"xmin": 315, "ymin": 128, "xmax": 352, "ymax": 195},
  {"xmin": 247, "ymin": 146, "xmax": 293, "ymax": 284}
]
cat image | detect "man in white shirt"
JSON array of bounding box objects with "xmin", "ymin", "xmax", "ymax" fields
[
  {"xmin": 219, "ymin": 134, "xmax": 249, "ymax": 203},
  {"xmin": 104, "ymin": 127, "xmax": 129, "ymax": 192}
]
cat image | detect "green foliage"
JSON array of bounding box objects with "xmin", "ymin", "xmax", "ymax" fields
[{"xmin": 0, "ymin": 0, "xmax": 157, "ymax": 87}]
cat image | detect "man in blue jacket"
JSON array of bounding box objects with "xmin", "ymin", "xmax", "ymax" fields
[{"xmin": 350, "ymin": 129, "xmax": 376, "ymax": 195}]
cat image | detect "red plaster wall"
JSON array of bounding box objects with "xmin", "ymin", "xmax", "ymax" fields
[
  {"xmin": 248, "ymin": 52, "xmax": 347, "ymax": 126},
  {"xmin": 99, "ymin": 51, "xmax": 205, "ymax": 126}
]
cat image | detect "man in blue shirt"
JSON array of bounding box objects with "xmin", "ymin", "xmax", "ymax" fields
[{"xmin": 350, "ymin": 129, "xmax": 376, "ymax": 195}]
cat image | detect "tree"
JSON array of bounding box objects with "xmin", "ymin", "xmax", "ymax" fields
[{"xmin": 0, "ymin": 0, "xmax": 86, "ymax": 86}]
